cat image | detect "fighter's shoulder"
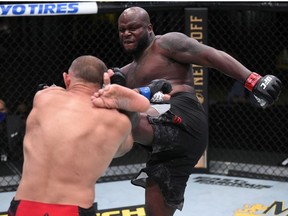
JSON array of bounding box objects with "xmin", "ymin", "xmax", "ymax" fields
[
  {"xmin": 156, "ymin": 32, "xmax": 192, "ymax": 52},
  {"xmin": 36, "ymin": 86, "xmax": 65, "ymax": 95},
  {"xmin": 99, "ymin": 108, "xmax": 131, "ymax": 130},
  {"xmin": 157, "ymin": 32, "xmax": 189, "ymax": 44},
  {"xmin": 120, "ymin": 63, "xmax": 133, "ymax": 74},
  {"xmin": 34, "ymin": 86, "xmax": 66, "ymax": 102},
  {"xmin": 114, "ymin": 112, "xmax": 132, "ymax": 130}
]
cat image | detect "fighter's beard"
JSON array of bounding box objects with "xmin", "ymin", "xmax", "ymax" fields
[{"xmin": 122, "ymin": 32, "xmax": 150, "ymax": 56}]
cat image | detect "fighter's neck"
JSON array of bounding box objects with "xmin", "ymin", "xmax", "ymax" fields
[
  {"xmin": 133, "ymin": 36, "xmax": 155, "ymax": 61},
  {"xmin": 68, "ymin": 83, "xmax": 99, "ymax": 96}
]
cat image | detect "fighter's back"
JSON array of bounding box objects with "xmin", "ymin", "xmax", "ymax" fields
[{"xmin": 15, "ymin": 86, "xmax": 132, "ymax": 208}]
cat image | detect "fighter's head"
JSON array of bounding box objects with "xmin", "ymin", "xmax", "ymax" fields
[
  {"xmin": 0, "ymin": 99, "xmax": 8, "ymax": 123},
  {"xmin": 118, "ymin": 7, "xmax": 154, "ymax": 56},
  {"xmin": 63, "ymin": 55, "xmax": 107, "ymax": 89},
  {"xmin": 0, "ymin": 99, "xmax": 7, "ymax": 113}
]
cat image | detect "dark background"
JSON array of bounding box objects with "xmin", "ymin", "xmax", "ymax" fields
[{"xmin": 0, "ymin": 2, "xmax": 287, "ymax": 190}]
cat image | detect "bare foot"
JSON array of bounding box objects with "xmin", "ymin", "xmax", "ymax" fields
[{"xmin": 91, "ymin": 84, "xmax": 150, "ymax": 112}]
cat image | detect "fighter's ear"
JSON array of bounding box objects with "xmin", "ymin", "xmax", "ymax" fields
[
  {"xmin": 147, "ymin": 23, "xmax": 153, "ymax": 34},
  {"xmin": 63, "ymin": 72, "xmax": 71, "ymax": 88}
]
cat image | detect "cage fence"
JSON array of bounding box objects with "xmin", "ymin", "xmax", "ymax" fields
[{"xmin": 0, "ymin": 2, "xmax": 287, "ymax": 191}]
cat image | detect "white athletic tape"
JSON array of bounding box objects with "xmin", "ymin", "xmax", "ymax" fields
[
  {"xmin": 150, "ymin": 104, "xmax": 171, "ymax": 115},
  {"xmin": 150, "ymin": 91, "xmax": 164, "ymax": 103}
]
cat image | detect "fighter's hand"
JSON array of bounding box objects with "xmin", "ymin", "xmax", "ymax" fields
[
  {"xmin": 137, "ymin": 79, "xmax": 172, "ymax": 102},
  {"xmin": 149, "ymin": 79, "xmax": 173, "ymax": 94},
  {"xmin": 110, "ymin": 67, "xmax": 126, "ymax": 86},
  {"xmin": 150, "ymin": 91, "xmax": 171, "ymax": 103},
  {"xmin": 245, "ymin": 72, "xmax": 282, "ymax": 108},
  {"xmin": 102, "ymin": 69, "xmax": 113, "ymax": 87}
]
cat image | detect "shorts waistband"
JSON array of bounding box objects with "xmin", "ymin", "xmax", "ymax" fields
[{"xmin": 8, "ymin": 199, "xmax": 95, "ymax": 216}]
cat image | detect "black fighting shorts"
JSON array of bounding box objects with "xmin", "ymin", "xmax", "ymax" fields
[{"xmin": 132, "ymin": 92, "xmax": 208, "ymax": 210}]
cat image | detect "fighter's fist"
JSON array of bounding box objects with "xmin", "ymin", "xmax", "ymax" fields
[
  {"xmin": 137, "ymin": 79, "xmax": 172, "ymax": 101},
  {"xmin": 245, "ymin": 72, "xmax": 282, "ymax": 108},
  {"xmin": 148, "ymin": 79, "xmax": 173, "ymax": 95},
  {"xmin": 110, "ymin": 67, "xmax": 126, "ymax": 86}
]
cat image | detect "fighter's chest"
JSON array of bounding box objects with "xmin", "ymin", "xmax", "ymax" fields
[{"xmin": 125, "ymin": 54, "xmax": 169, "ymax": 88}]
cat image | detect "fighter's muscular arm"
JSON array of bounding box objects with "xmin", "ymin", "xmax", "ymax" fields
[
  {"xmin": 157, "ymin": 32, "xmax": 251, "ymax": 82},
  {"xmin": 157, "ymin": 32, "xmax": 282, "ymax": 108}
]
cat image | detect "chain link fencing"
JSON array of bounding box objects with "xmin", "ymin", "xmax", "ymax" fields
[{"xmin": 0, "ymin": 2, "xmax": 287, "ymax": 191}]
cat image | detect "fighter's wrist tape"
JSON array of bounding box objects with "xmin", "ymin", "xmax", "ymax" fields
[
  {"xmin": 244, "ymin": 72, "xmax": 262, "ymax": 91},
  {"xmin": 138, "ymin": 87, "xmax": 151, "ymax": 100}
]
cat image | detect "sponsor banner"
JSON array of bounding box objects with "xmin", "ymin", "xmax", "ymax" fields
[
  {"xmin": 235, "ymin": 201, "xmax": 288, "ymax": 216},
  {"xmin": 185, "ymin": 8, "xmax": 208, "ymax": 169},
  {"xmin": 2, "ymin": 201, "xmax": 287, "ymax": 216},
  {"xmin": 0, "ymin": 205, "xmax": 146, "ymax": 216},
  {"xmin": 191, "ymin": 175, "xmax": 288, "ymax": 216},
  {"xmin": 0, "ymin": 174, "xmax": 287, "ymax": 216},
  {"xmin": 185, "ymin": 8, "xmax": 208, "ymax": 112},
  {"xmin": 97, "ymin": 205, "xmax": 145, "ymax": 216},
  {"xmin": 193, "ymin": 176, "xmax": 273, "ymax": 189},
  {"xmin": 0, "ymin": 2, "xmax": 98, "ymax": 17}
]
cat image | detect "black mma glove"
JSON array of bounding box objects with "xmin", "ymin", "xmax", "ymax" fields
[
  {"xmin": 137, "ymin": 79, "xmax": 172, "ymax": 101},
  {"xmin": 245, "ymin": 72, "xmax": 282, "ymax": 108},
  {"xmin": 110, "ymin": 67, "xmax": 126, "ymax": 86}
]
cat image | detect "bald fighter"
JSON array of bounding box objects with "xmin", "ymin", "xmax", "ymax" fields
[
  {"xmin": 7, "ymin": 55, "xmax": 150, "ymax": 216},
  {"xmin": 111, "ymin": 6, "xmax": 282, "ymax": 216}
]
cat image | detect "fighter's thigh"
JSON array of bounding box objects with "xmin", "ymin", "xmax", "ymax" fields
[
  {"xmin": 132, "ymin": 113, "xmax": 153, "ymax": 145},
  {"xmin": 132, "ymin": 107, "xmax": 159, "ymax": 145}
]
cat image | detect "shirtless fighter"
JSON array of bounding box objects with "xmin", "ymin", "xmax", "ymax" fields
[
  {"xmin": 107, "ymin": 6, "xmax": 282, "ymax": 216},
  {"xmin": 7, "ymin": 55, "xmax": 151, "ymax": 216}
]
